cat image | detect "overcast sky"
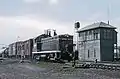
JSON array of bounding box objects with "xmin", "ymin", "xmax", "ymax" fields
[{"xmin": 0, "ymin": 0, "xmax": 120, "ymax": 46}]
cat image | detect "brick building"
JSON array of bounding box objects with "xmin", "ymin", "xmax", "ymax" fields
[{"xmin": 77, "ymin": 22, "xmax": 117, "ymax": 61}]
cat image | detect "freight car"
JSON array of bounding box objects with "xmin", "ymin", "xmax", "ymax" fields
[
  {"xmin": 8, "ymin": 39, "xmax": 33, "ymax": 60},
  {"xmin": 8, "ymin": 43, "xmax": 17, "ymax": 58},
  {"xmin": 16, "ymin": 41, "xmax": 23, "ymax": 59},
  {"xmin": 22, "ymin": 39, "xmax": 33, "ymax": 60}
]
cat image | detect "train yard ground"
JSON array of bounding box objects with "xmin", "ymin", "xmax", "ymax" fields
[{"xmin": 0, "ymin": 59, "xmax": 120, "ymax": 79}]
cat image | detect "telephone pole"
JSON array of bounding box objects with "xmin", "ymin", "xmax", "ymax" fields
[{"xmin": 72, "ymin": 22, "xmax": 80, "ymax": 67}]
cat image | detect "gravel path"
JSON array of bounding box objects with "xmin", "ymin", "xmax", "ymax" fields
[{"xmin": 0, "ymin": 59, "xmax": 120, "ymax": 79}]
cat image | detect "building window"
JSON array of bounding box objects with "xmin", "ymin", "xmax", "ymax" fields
[
  {"xmin": 93, "ymin": 29, "xmax": 99, "ymax": 40},
  {"xmin": 104, "ymin": 29, "xmax": 107, "ymax": 39},
  {"xmin": 93, "ymin": 33, "xmax": 96, "ymax": 40},
  {"xmin": 94, "ymin": 49, "xmax": 96, "ymax": 57},
  {"xmin": 106, "ymin": 29, "xmax": 110, "ymax": 39},
  {"xmin": 79, "ymin": 33, "xmax": 81, "ymax": 37},
  {"xmin": 88, "ymin": 50, "xmax": 90, "ymax": 58},
  {"xmin": 110, "ymin": 30, "xmax": 112, "ymax": 39},
  {"xmin": 89, "ymin": 30, "xmax": 92, "ymax": 35},
  {"xmin": 85, "ymin": 31, "xmax": 88, "ymax": 36},
  {"xmin": 95, "ymin": 33, "xmax": 98, "ymax": 39}
]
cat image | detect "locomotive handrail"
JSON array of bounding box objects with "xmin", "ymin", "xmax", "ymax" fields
[{"xmin": 32, "ymin": 50, "xmax": 61, "ymax": 54}]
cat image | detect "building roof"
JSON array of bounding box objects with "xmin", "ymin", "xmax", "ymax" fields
[{"xmin": 78, "ymin": 22, "xmax": 116, "ymax": 32}]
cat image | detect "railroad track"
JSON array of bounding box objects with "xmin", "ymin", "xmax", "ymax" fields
[{"xmin": 76, "ymin": 63, "xmax": 120, "ymax": 70}]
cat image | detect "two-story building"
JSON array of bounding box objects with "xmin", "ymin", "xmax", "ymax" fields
[{"xmin": 77, "ymin": 22, "xmax": 117, "ymax": 61}]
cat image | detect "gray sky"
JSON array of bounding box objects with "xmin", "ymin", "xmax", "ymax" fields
[{"xmin": 0, "ymin": 0, "xmax": 120, "ymax": 46}]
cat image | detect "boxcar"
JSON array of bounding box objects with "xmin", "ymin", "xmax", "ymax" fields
[
  {"xmin": 23, "ymin": 39, "xmax": 33, "ymax": 60},
  {"xmin": 8, "ymin": 43, "xmax": 16, "ymax": 58}
]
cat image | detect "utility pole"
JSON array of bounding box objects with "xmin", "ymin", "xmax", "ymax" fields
[{"xmin": 72, "ymin": 22, "xmax": 80, "ymax": 67}]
